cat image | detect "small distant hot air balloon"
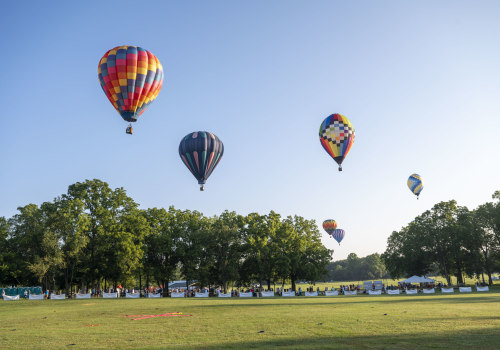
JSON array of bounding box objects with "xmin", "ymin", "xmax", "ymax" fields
[
  {"xmin": 319, "ymin": 113, "xmax": 355, "ymax": 171},
  {"xmin": 322, "ymin": 220, "xmax": 337, "ymax": 235},
  {"xmin": 179, "ymin": 131, "xmax": 224, "ymax": 191},
  {"xmin": 98, "ymin": 45, "xmax": 164, "ymax": 134},
  {"xmin": 408, "ymin": 174, "xmax": 423, "ymax": 199},
  {"xmin": 331, "ymin": 229, "xmax": 345, "ymax": 245}
]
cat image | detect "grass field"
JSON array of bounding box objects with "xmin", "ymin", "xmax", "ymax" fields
[
  {"xmin": 1, "ymin": 290, "xmax": 499, "ymax": 349},
  {"xmin": 292, "ymin": 276, "xmax": 500, "ymax": 291}
]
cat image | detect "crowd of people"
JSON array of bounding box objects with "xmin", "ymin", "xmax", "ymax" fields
[{"xmin": 3, "ymin": 280, "xmax": 492, "ymax": 299}]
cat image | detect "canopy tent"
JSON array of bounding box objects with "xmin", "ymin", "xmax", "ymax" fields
[{"xmin": 399, "ymin": 276, "xmax": 435, "ymax": 284}]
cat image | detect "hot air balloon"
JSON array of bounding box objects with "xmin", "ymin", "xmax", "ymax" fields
[
  {"xmin": 407, "ymin": 174, "xmax": 423, "ymax": 199},
  {"xmin": 331, "ymin": 229, "xmax": 345, "ymax": 245},
  {"xmin": 179, "ymin": 131, "xmax": 224, "ymax": 191},
  {"xmin": 98, "ymin": 46, "xmax": 164, "ymax": 134},
  {"xmin": 322, "ymin": 219, "xmax": 337, "ymax": 235},
  {"xmin": 319, "ymin": 113, "xmax": 355, "ymax": 171}
]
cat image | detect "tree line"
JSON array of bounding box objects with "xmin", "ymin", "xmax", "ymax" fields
[
  {"xmin": 382, "ymin": 193, "xmax": 500, "ymax": 285},
  {"xmin": 324, "ymin": 253, "xmax": 389, "ymax": 282},
  {"xmin": 0, "ymin": 179, "xmax": 332, "ymax": 295}
]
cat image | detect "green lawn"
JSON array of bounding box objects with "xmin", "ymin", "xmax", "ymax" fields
[{"xmin": 1, "ymin": 291, "xmax": 499, "ymax": 349}]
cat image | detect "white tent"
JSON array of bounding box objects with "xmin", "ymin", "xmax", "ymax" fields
[{"xmin": 399, "ymin": 276, "xmax": 435, "ymax": 284}]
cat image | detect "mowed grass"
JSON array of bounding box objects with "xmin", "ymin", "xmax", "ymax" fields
[{"xmin": 1, "ymin": 291, "xmax": 499, "ymax": 349}]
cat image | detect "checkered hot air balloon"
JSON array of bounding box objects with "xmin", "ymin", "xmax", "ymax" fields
[
  {"xmin": 179, "ymin": 131, "xmax": 224, "ymax": 191},
  {"xmin": 408, "ymin": 174, "xmax": 423, "ymax": 199},
  {"xmin": 331, "ymin": 229, "xmax": 345, "ymax": 245},
  {"xmin": 98, "ymin": 46, "xmax": 164, "ymax": 134},
  {"xmin": 322, "ymin": 219, "xmax": 337, "ymax": 235},
  {"xmin": 319, "ymin": 114, "xmax": 355, "ymax": 171}
]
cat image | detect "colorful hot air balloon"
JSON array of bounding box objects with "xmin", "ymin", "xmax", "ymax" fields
[
  {"xmin": 331, "ymin": 229, "xmax": 345, "ymax": 245},
  {"xmin": 98, "ymin": 45, "xmax": 164, "ymax": 134},
  {"xmin": 319, "ymin": 113, "xmax": 355, "ymax": 171},
  {"xmin": 179, "ymin": 131, "xmax": 224, "ymax": 191},
  {"xmin": 408, "ymin": 174, "xmax": 423, "ymax": 199},
  {"xmin": 322, "ymin": 219, "xmax": 337, "ymax": 235}
]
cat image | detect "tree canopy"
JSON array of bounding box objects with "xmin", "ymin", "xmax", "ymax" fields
[
  {"xmin": 382, "ymin": 196, "xmax": 500, "ymax": 285},
  {"xmin": 0, "ymin": 179, "xmax": 332, "ymax": 293}
]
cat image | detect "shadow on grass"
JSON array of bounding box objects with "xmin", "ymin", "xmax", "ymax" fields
[{"xmin": 180, "ymin": 328, "xmax": 500, "ymax": 349}]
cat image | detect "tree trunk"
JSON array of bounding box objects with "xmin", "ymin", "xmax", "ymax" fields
[
  {"xmin": 267, "ymin": 279, "xmax": 271, "ymax": 290},
  {"xmin": 482, "ymin": 248, "xmax": 493, "ymax": 286},
  {"xmin": 441, "ymin": 257, "xmax": 450, "ymax": 285},
  {"xmin": 64, "ymin": 268, "xmax": 69, "ymax": 296},
  {"xmin": 455, "ymin": 262, "xmax": 463, "ymax": 285},
  {"xmin": 69, "ymin": 262, "xmax": 75, "ymax": 296}
]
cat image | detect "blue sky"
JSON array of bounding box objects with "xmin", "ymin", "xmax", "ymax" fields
[{"xmin": 1, "ymin": 0, "xmax": 500, "ymax": 260}]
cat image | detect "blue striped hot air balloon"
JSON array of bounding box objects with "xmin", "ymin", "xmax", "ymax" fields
[
  {"xmin": 407, "ymin": 174, "xmax": 423, "ymax": 199},
  {"xmin": 179, "ymin": 131, "xmax": 224, "ymax": 191},
  {"xmin": 331, "ymin": 229, "xmax": 345, "ymax": 245}
]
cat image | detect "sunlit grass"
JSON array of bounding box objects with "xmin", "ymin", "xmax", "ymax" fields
[
  {"xmin": 1, "ymin": 290, "xmax": 499, "ymax": 349},
  {"xmin": 279, "ymin": 275, "xmax": 500, "ymax": 291}
]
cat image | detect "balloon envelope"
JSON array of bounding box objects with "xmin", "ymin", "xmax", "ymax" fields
[
  {"xmin": 331, "ymin": 229, "xmax": 345, "ymax": 245},
  {"xmin": 319, "ymin": 114, "xmax": 355, "ymax": 171},
  {"xmin": 322, "ymin": 219, "xmax": 337, "ymax": 235},
  {"xmin": 179, "ymin": 131, "xmax": 224, "ymax": 190},
  {"xmin": 407, "ymin": 174, "xmax": 423, "ymax": 198},
  {"xmin": 98, "ymin": 45, "xmax": 164, "ymax": 123}
]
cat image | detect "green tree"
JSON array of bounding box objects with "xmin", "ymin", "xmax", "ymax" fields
[
  {"xmin": 0, "ymin": 217, "xmax": 15, "ymax": 286},
  {"xmin": 474, "ymin": 202, "xmax": 499, "ymax": 285},
  {"xmin": 382, "ymin": 225, "xmax": 433, "ymax": 279},
  {"xmin": 142, "ymin": 207, "xmax": 180, "ymax": 294},
  {"xmin": 283, "ymin": 215, "xmax": 331, "ymax": 291},
  {"xmin": 8, "ymin": 203, "xmax": 63, "ymax": 290},
  {"xmin": 64, "ymin": 179, "xmax": 140, "ymax": 291},
  {"xmin": 42, "ymin": 198, "xmax": 89, "ymax": 295},
  {"xmin": 176, "ymin": 209, "xmax": 211, "ymax": 291},
  {"xmin": 240, "ymin": 212, "xmax": 279, "ymax": 289},
  {"xmin": 208, "ymin": 211, "xmax": 245, "ymax": 292}
]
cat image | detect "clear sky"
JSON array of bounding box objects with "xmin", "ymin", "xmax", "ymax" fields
[{"xmin": 1, "ymin": 0, "xmax": 499, "ymax": 260}]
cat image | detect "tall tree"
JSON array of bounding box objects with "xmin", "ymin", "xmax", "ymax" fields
[
  {"xmin": 176, "ymin": 209, "xmax": 211, "ymax": 291},
  {"xmin": 0, "ymin": 217, "xmax": 15, "ymax": 286},
  {"xmin": 240, "ymin": 212, "xmax": 279, "ymax": 289},
  {"xmin": 283, "ymin": 215, "xmax": 331, "ymax": 291},
  {"xmin": 142, "ymin": 207, "xmax": 180, "ymax": 294},
  {"xmin": 8, "ymin": 204, "xmax": 52, "ymax": 287},
  {"xmin": 42, "ymin": 198, "xmax": 89, "ymax": 295},
  {"xmin": 208, "ymin": 211, "xmax": 245, "ymax": 292},
  {"xmin": 64, "ymin": 179, "xmax": 140, "ymax": 290},
  {"xmin": 474, "ymin": 203, "xmax": 499, "ymax": 285}
]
